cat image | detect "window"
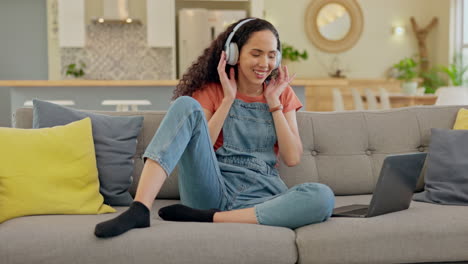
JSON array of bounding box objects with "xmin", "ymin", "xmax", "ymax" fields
[
  {"xmin": 452, "ymin": 0, "xmax": 468, "ymax": 83},
  {"xmin": 461, "ymin": 0, "xmax": 468, "ymax": 61}
]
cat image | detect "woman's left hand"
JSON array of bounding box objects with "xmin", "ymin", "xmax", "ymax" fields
[{"xmin": 264, "ymin": 65, "xmax": 296, "ymax": 106}]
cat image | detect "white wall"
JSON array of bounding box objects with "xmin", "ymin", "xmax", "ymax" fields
[
  {"xmin": 264, "ymin": 0, "xmax": 451, "ymax": 78},
  {"xmin": 0, "ymin": 0, "xmax": 48, "ymax": 126},
  {"xmin": 426, "ymin": 0, "xmax": 452, "ymax": 66},
  {"xmin": 47, "ymin": 0, "xmax": 452, "ymax": 80}
]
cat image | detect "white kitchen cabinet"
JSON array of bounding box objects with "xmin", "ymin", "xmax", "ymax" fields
[
  {"xmin": 58, "ymin": 0, "xmax": 86, "ymax": 47},
  {"xmin": 147, "ymin": 0, "xmax": 175, "ymax": 47},
  {"xmin": 249, "ymin": 0, "xmax": 264, "ymax": 18}
]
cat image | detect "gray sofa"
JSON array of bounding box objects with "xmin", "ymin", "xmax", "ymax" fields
[{"xmin": 2, "ymin": 105, "xmax": 468, "ymax": 264}]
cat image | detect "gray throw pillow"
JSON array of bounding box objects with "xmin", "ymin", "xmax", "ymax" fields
[
  {"xmin": 32, "ymin": 99, "xmax": 143, "ymax": 206},
  {"xmin": 413, "ymin": 128, "xmax": 468, "ymax": 205}
]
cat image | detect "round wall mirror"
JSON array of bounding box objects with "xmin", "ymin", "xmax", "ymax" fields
[
  {"xmin": 316, "ymin": 3, "xmax": 351, "ymax": 40},
  {"xmin": 305, "ymin": 0, "xmax": 363, "ymax": 53}
]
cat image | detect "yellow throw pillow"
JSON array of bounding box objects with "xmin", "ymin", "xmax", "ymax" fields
[
  {"xmin": 453, "ymin": 108, "xmax": 468, "ymax": 130},
  {"xmin": 0, "ymin": 118, "xmax": 115, "ymax": 224}
]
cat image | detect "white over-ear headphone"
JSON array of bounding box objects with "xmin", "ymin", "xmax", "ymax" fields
[{"xmin": 224, "ymin": 18, "xmax": 282, "ymax": 69}]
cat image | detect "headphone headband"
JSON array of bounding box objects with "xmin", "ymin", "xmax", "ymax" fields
[
  {"xmin": 223, "ymin": 18, "xmax": 281, "ymax": 69},
  {"xmin": 224, "ymin": 18, "xmax": 256, "ymax": 51}
]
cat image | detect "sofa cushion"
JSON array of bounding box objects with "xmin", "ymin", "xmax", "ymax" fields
[
  {"xmin": 13, "ymin": 108, "xmax": 181, "ymax": 200},
  {"xmin": 415, "ymin": 107, "xmax": 468, "ymax": 193},
  {"xmin": 0, "ymin": 118, "xmax": 115, "ymax": 224},
  {"xmin": 295, "ymin": 195, "xmax": 468, "ymax": 264},
  {"xmin": 0, "ymin": 200, "xmax": 297, "ymax": 264},
  {"xmin": 279, "ymin": 106, "xmax": 463, "ymax": 195},
  {"xmin": 453, "ymin": 108, "xmax": 468, "ymax": 129},
  {"xmin": 32, "ymin": 99, "xmax": 144, "ymax": 206},
  {"xmin": 16, "ymin": 105, "xmax": 467, "ymax": 198},
  {"xmin": 413, "ymin": 128, "xmax": 468, "ymax": 205}
]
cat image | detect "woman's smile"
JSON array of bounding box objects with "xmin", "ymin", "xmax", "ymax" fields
[{"xmin": 253, "ymin": 69, "xmax": 269, "ymax": 79}]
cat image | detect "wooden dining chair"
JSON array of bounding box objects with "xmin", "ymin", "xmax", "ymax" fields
[
  {"xmin": 351, "ymin": 88, "xmax": 365, "ymax": 110},
  {"xmin": 379, "ymin": 87, "xmax": 392, "ymax": 109},
  {"xmin": 332, "ymin": 88, "xmax": 345, "ymax": 111},
  {"xmin": 364, "ymin": 88, "xmax": 378, "ymax": 110}
]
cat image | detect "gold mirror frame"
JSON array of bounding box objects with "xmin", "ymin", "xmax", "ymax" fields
[{"xmin": 305, "ymin": 0, "xmax": 363, "ymax": 53}]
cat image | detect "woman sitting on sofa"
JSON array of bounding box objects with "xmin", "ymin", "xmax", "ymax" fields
[{"xmin": 95, "ymin": 17, "xmax": 335, "ymax": 238}]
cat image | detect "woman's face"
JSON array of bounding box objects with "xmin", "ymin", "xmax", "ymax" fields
[{"xmin": 237, "ymin": 30, "xmax": 279, "ymax": 86}]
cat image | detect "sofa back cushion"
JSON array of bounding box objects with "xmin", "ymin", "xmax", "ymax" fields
[
  {"xmin": 32, "ymin": 99, "xmax": 144, "ymax": 206},
  {"xmin": 279, "ymin": 106, "xmax": 462, "ymax": 195},
  {"xmin": 14, "ymin": 109, "xmax": 179, "ymax": 199},
  {"xmin": 0, "ymin": 118, "xmax": 115, "ymax": 224},
  {"xmin": 14, "ymin": 105, "xmax": 466, "ymax": 198}
]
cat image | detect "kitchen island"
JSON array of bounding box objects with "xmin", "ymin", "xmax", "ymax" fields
[{"xmin": 0, "ymin": 79, "xmax": 346, "ymax": 127}]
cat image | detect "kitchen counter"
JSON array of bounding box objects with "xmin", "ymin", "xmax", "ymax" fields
[
  {"xmin": 0, "ymin": 79, "xmax": 346, "ymax": 87},
  {"xmin": 2, "ymin": 78, "xmax": 351, "ymax": 127},
  {"xmin": 1, "ymin": 78, "xmax": 407, "ymax": 127},
  {"xmin": 0, "ymin": 80, "xmax": 179, "ymax": 87}
]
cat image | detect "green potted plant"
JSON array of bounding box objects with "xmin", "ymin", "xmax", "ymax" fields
[
  {"xmin": 393, "ymin": 57, "xmax": 418, "ymax": 94},
  {"xmin": 65, "ymin": 61, "xmax": 86, "ymax": 78},
  {"xmin": 440, "ymin": 53, "xmax": 468, "ymax": 87},
  {"xmin": 281, "ymin": 43, "xmax": 308, "ymax": 65},
  {"xmin": 420, "ymin": 67, "xmax": 447, "ymax": 94}
]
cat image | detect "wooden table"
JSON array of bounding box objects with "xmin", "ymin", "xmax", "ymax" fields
[
  {"xmin": 305, "ymin": 79, "xmax": 404, "ymax": 111},
  {"xmin": 367, "ymin": 94, "xmax": 438, "ymax": 108}
]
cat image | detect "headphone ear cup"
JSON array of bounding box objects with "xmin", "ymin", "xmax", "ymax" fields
[
  {"xmin": 223, "ymin": 45, "xmax": 230, "ymax": 64},
  {"xmin": 275, "ymin": 51, "xmax": 282, "ymax": 69},
  {"xmin": 226, "ymin": 43, "xmax": 239, "ymax": 66}
]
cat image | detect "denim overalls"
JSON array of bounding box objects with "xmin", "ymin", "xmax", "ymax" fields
[{"xmin": 143, "ymin": 96, "xmax": 334, "ymax": 229}]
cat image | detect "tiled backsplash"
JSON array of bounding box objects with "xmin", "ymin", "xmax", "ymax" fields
[{"xmin": 61, "ymin": 23, "xmax": 173, "ymax": 80}]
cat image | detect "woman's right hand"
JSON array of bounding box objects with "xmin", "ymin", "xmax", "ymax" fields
[{"xmin": 217, "ymin": 51, "xmax": 237, "ymax": 100}]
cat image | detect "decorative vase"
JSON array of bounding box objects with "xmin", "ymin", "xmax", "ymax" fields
[{"xmin": 402, "ymin": 81, "xmax": 418, "ymax": 95}]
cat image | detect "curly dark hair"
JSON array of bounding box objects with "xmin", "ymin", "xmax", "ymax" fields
[{"xmin": 172, "ymin": 17, "xmax": 281, "ymax": 100}]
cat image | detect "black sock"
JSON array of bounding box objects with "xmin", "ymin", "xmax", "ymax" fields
[
  {"xmin": 158, "ymin": 204, "xmax": 220, "ymax": 222},
  {"xmin": 94, "ymin": 201, "xmax": 150, "ymax": 238}
]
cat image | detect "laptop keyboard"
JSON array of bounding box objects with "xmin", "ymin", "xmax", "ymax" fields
[{"xmin": 346, "ymin": 207, "xmax": 369, "ymax": 215}]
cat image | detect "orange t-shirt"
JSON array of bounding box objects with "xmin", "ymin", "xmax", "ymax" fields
[{"xmin": 192, "ymin": 83, "xmax": 303, "ymax": 155}]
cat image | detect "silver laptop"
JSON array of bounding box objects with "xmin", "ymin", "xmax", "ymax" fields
[{"xmin": 332, "ymin": 152, "xmax": 427, "ymax": 218}]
